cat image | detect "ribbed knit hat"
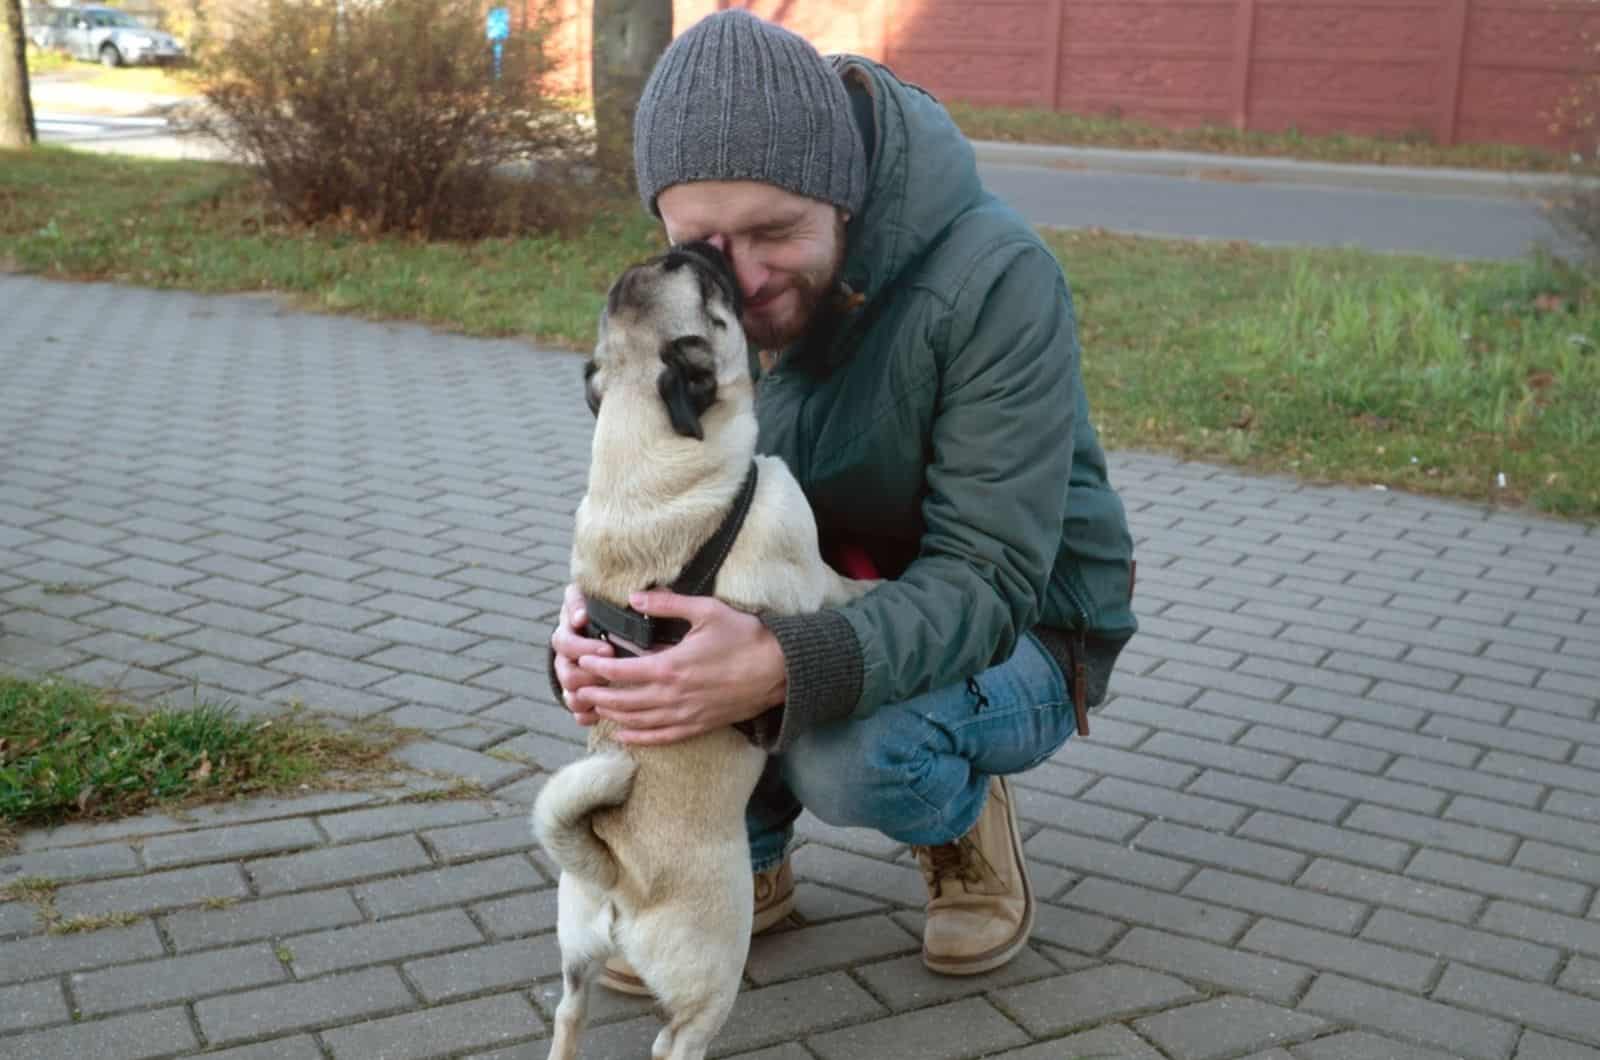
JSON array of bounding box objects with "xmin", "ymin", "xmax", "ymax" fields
[{"xmin": 633, "ymin": 10, "xmax": 866, "ymax": 218}]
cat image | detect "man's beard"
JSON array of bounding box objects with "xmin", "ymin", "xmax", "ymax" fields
[{"xmin": 742, "ymin": 218, "xmax": 848, "ymax": 353}]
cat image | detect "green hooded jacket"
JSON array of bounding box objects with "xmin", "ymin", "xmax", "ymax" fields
[{"xmin": 754, "ymin": 56, "xmax": 1138, "ymax": 749}]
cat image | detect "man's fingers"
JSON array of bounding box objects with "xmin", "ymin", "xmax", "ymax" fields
[
  {"xmin": 551, "ymin": 623, "xmax": 612, "ymax": 661},
  {"xmin": 629, "ymin": 590, "xmax": 719, "ymax": 623}
]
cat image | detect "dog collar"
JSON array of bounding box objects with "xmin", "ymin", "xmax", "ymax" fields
[{"xmin": 582, "ymin": 461, "xmax": 760, "ymax": 657}]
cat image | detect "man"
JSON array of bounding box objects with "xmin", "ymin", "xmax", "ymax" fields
[{"xmin": 550, "ymin": 9, "xmax": 1137, "ymax": 985}]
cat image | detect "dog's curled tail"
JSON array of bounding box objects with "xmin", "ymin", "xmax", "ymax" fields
[{"xmin": 531, "ymin": 752, "xmax": 638, "ymax": 889}]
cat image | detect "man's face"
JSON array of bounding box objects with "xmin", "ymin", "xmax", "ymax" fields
[{"xmin": 657, "ymin": 181, "xmax": 847, "ymax": 352}]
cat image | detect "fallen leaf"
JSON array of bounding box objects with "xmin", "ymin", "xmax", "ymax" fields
[
  {"xmin": 76, "ymin": 787, "xmax": 96, "ymax": 814},
  {"xmin": 1534, "ymin": 293, "xmax": 1566, "ymax": 313},
  {"xmin": 1232, "ymin": 405, "xmax": 1254, "ymax": 430},
  {"xmin": 190, "ymin": 752, "xmax": 213, "ymax": 783}
]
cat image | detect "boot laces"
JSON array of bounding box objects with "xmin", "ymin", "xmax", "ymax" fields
[{"xmin": 917, "ymin": 838, "xmax": 984, "ymax": 894}]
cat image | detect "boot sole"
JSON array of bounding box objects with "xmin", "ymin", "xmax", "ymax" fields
[
  {"xmin": 598, "ymin": 872, "xmax": 797, "ymax": 995},
  {"xmin": 922, "ymin": 778, "xmax": 1036, "ymax": 977}
]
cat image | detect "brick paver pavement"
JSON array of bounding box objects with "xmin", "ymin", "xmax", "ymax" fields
[{"xmin": 2, "ymin": 274, "xmax": 1599, "ymax": 1059}]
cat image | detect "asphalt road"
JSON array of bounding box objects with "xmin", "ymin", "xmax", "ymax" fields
[
  {"xmin": 982, "ymin": 162, "xmax": 1575, "ymax": 262},
  {"xmin": 35, "ymin": 110, "xmax": 1576, "ymax": 261}
]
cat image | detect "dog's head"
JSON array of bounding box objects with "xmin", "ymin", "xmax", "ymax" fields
[{"xmin": 585, "ymin": 241, "xmax": 747, "ymax": 441}]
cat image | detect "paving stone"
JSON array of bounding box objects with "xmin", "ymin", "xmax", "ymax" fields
[
  {"xmin": 0, "ymin": 901, "xmax": 38, "ymax": 939},
  {"xmin": 1019, "ymin": 900, "xmax": 1125, "ymax": 955},
  {"xmin": 1188, "ymin": 771, "xmax": 1352, "ymax": 824},
  {"xmin": 806, "ymin": 996, "xmax": 1028, "ymax": 1060},
  {"xmin": 394, "ymin": 740, "xmax": 527, "ymax": 788},
  {"xmin": 1111, "ymin": 926, "xmax": 1310, "ymax": 1004},
  {"xmin": 322, "ymin": 993, "xmax": 543, "ymax": 1060},
  {"xmin": 1181, "ymin": 868, "xmax": 1367, "ymax": 933},
  {"xmin": 0, "ymin": 1006, "xmax": 196, "ymax": 1060},
  {"xmin": 1298, "ymin": 859, "xmax": 1483, "ymax": 923},
  {"xmin": 703, "ymin": 972, "xmax": 885, "ymax": 1055},
  {"xmin": 422, "ymin": 817, "xmax": 540, "ymax": 863},
  {"xmin": 1062, "ymin": 877, "xmax": 1246, "ymax": 942},
  {"xmin": 1434, "ymin": 964, "xmax": 1600, "ymax": 1048},
  {"xmin": 53, "ymin": 862, "xmax": 248, "ymax": 918},
  {"xmin": 1445, "ymin": 797, "xmax": 1600, "ymax": 855},
  {"xmin": 1242, "ymin": 919, "xmax": 1438, "ymax": 991},
  {"xmin": 777, "ymin": 846, "xmax": 927, "ymax": 910},
  {"xmin": 267, "ymin": 649, "xmax": 394, "ymax": 689},
  {"xmin": 404, "ymin": 936, "xmax": 562, "ymax": 1002},
  {"xmin": 1299, "ymin": 974, "xmax": 1517, "ymax": 1060},
  {"xmin": 248, "ymin": 835, "xmax": 432, "ymax": 894},
  {"xmin": 746, "ymin": 915, "xmax": 919, "ymax": 984},
  {"xmin": 266, "ymin": 678, "xmax": 398, "ymax": 718},
  {"xmin": 984, "ymin": 1025, "xmax": 1165, "ymax": 1060},
  {"xmin": 1080, "ymin": 776, "xmax": 1247, "ymax": 832},
  {"xmin": 1136, "ymin": 996, "xmax": 1328, "ymax": 1060},
  {"xmin": 1236, "ymin": 811, "xmax": 1413, "ymax": 871},
  {"xmin": 319, "ymin": 799, "xmax": 508, "ymax": 845},
  {"xmin": 852, "ymin": 947, "xmax": 1060, "ymax": 1011},
  {"xmin": 472, "ymin": 888, "xmax": 560, "ymax": 939},
  {"xmin": 1287, "ymin": 763, "xmax": 1446, "ymax": 814},
  {"xmin": 0, "ymin": 840, "xmax": 140, "ymax": 884},
  {"xmin": 1360, "ymin": 909, "xmax": 1560, "ymax": 982},
  {"xmin": 1479, "ymin": 902, "xmax": 1600, "ymax": 959},
  {"xmin": 485, "ymin": 731, "xmax": 585, "ymax": 772},
  {"xmin": 1558, "ymin": 957, "xmax": 1600, "ymax": 999},
  {"xmin": 1142, "ymin": 731, "xmax": 1296, "ymax": 781},
  {"xmin": 163, "ymin": 888, "xmax": 365, "ymax": 951},
  {"xmin": 1516, "ymin": 1032, "xmax": 1600, "ymax": 1060},
  {"xmin": 1388, "ymin": 757, "xmax": 1545, "ymax": 807},
  {"xmin": 1014, "ymin": 784, "xmax": 1144, "ymax": 841},
  {"xmin": 141, "ymin": 817, "xmax": 323, "ymax": 869},
  {"xmin": 994, "ymin": 963, "xmax": 1202, "ymax": 1037},
  {"xmin": 1135, "ymin": 820, "xmax": 1309, "ymax": 881},
  {"xmin": 287, "ymin": 907, "xmax": 483, "ymax": 976},
  {"xmin": 0, "ymin": 980, "xmax": 68, "ymax": 1034},
  {"xmin": 195, "ymin": 965, "xmax": 416, "ymax": 1046},
  {"xmin": 1027, "ymin": 831, "xmax": 1193, "ymax": 892},
  {"xmin": 1291, "ymin": 1030, "xmax": 1464, "ymax": 1060},
  {"xmin": 70, "ymin": 942, "xmax": 287, "ymax": 1015},
  {"xmin": 1343, "ymin": 803, "xmax": 1517, "ymax": 862},
  {"xmin": 1407, "ymin": 850, "xmax": 1590, "ymax": 915}
]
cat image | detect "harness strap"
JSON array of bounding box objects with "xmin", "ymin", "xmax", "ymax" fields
[{"xmin": 583, "ymin": 461, "xmax": 760, "ymax": 654}]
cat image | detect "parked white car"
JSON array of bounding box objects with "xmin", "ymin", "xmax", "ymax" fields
[{"xmin": 31, "ymin": 5, "xmax": 186, "ymax": 67}]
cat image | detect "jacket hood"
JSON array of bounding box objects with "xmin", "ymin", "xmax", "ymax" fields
[{"xmin": 829, "ymin": 57, "xmax": 984, "ymax": 305}]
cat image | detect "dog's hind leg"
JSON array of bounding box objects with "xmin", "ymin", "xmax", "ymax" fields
[
  {"xmin": 653, "ymin": 997, "xmax": 736, "ymax": 1060},
  {"xmin": 547, "ymin": 958, "xmax": 598, "ymax": 1060}
]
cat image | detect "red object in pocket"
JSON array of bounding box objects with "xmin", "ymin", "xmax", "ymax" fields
[{"xmin": 831, "ymin": 542, "xmax": 881, "ymax": 580}]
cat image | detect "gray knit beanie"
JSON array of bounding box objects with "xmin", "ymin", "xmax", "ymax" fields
[{"xmin": 633, "ymin": 10, "xmax": 866, "ymax": 218}]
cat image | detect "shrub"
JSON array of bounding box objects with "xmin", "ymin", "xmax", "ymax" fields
[{"xmin": 186, "ymin": 0, "xmax": 586, "ymax": 239}]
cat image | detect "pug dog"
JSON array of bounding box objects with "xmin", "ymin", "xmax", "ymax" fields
[{"xmin": 532, "ymin": 242, "xmax": 875, "ymax": 1060}]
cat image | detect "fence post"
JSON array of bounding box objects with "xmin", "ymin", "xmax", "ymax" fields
[
  {"xmin": 1438, "ymin": 0, "xmax": 1469, "ymax": 146},
  {"xmin": 1230, "ymin": 0, "xmax": 1257, "ymax": 131},
  {"xmin": 1044, "ymin": 0, "xmax": 1065, "ymax": 110}
]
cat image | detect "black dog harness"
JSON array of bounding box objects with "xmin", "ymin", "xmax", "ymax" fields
[{"xmin": 582, "ymin": 463, "xmax": 760, "ymax": 657}]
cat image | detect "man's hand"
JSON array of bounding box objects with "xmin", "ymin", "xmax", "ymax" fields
[
  {"xmin": 551, "ymin": 583, "xmax": 613, "ymax": 728},
  {"xmin": 569, "ymin": 590, "xmax": 787, "ymax": 745}
]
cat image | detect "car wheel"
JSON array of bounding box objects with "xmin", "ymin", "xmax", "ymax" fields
[{"xmin": 99, "ymin": 44, "xmax": 122, "ymax": 67}]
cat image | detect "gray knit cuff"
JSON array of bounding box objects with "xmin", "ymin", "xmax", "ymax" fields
[{"xmin": 759, "ymin": 609, "xmax": 863, "ymax": 752}]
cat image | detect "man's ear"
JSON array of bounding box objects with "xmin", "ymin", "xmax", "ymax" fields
[{"xmin": 657, "ymin": 336, "xmax": 717, "ymax": 440}]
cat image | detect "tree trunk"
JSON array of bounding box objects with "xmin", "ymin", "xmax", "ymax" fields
[
  {"xmin": 0, "ymin": 0, "xmax": 37, "ymax": 148},
  {"xmin": 591, "ymin": 0, "xmax": 670, "ymax": 185}
]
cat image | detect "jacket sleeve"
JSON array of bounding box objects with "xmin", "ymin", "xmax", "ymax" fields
[{"xmin": 760, "ymin": 243, "xmax": 1079, "ymax": 749}]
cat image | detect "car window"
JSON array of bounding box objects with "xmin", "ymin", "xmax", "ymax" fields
[{"xmin": 92, "ymin": 10, "xmax": 140, "ymax": 27}]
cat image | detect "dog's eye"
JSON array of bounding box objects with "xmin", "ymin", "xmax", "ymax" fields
[{"xmin": 710, "ymin": 315, "xmax": 727, "ymax": 330}]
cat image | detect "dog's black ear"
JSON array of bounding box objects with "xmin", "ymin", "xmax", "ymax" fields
[
  {"xmin": 583, "ymin": 360, "xmax": 601, "ymax": 416},
  {"xmin": 657, "ymin": 336, "xmax": 717, "ymax": 440}
]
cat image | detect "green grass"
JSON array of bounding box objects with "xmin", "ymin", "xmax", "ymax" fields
[
  {"xmin": 1050, "ymin": 230, "xmax": 1600, "ymax": 517},
  {"xmin": 2, "ymin": 147, "xmax": 1596, "ymax": 518},
  {"xmin": 947, "ymin": 102, "xmax": 1566, "ymax": 174},
  {"xmin": 0, "ymin": 674, "xmax": 406, "ymax": 829}
]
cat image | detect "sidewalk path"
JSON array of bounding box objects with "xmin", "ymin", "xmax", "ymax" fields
[{"xmin": 2, "ymin": 275, "xmax": 1599, "ymax": 1060}]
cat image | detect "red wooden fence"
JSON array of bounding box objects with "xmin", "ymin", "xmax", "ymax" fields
[{"xmin": 539, "ymin": 0, "xmax": 1600, "ymax": 150}]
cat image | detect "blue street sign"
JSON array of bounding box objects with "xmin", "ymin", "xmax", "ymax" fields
[{"xmin": 486, "ymin": 7, "xmax": 510, "ymax": 41}]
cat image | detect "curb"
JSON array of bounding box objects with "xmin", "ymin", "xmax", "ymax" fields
[{"xmin": 971, "ymin": 140, "xmax": 1582, "ymax": 201}]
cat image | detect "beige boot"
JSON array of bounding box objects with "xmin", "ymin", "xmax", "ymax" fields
[
  {"xmin": 598, "ymin": 857, "xmax": 796, "ymax": 996},
  {"xmin": 913, "ymin": 776, "xmax": 1034, "ymax": 976}
]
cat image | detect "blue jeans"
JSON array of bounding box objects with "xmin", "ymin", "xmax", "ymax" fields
[{"xmin": 747, "ymin": 632, "xmax": 1074, "ymax": 871}]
